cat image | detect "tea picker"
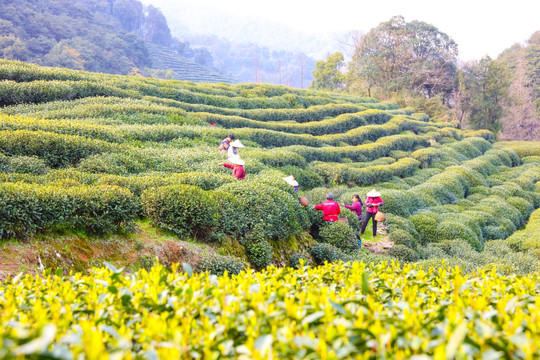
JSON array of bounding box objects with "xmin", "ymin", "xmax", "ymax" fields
[{"xmin": 218, "ymin": 156, "xmax": 246, "ymax": 180}]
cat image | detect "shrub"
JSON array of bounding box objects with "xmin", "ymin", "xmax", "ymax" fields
[
  {"xmin": 0, "ymin": 130, "xmax": 114, "ymax": 167},
  {"xmin": 318, "ymin": 222, "xmax": 358, "ymax": 252},
  {"xmin": 436, "ymin": 222, "xmax": 482, "ymax": 251},
  {"xmin": 4, "ymin": 155, "xmax": 50, "ymax": 175},
  {"xmin": 309, "ymin": 243, "xmax": 352, "ymax": 265},
  {"xmin": 387, "ymin": 245, "xmax": 419, "ymax": 262},
  {"xmin": 142, "ymin": 185, "xmax": 220, "ymax": 241},
  {"xmin": 409, "ymin": 213, "xmax": 439, "ymax": 245},
  {"xmin": 68, "ymin": 185, "xmax": 138, "ymax": 234},
  {"xmin": 288, "ymin": 252, "xmax": 309, "ymax": 268},
  {"xmin": 386, "ymin": 214, "xmax": 419, "ymax": 239},
  {"xmin": 196, "ymin": 255, "xmax": 247, "ymax": 276},
  {"xmin": 482, "ymin": 226, "xmax": 505, "ymax": 241},
  {"xmin": 0, "ymin": 182, "xmax": 137, "ymax": 239},
  {"xmin": 217, "ymin": 181, "xmax": 309, "ymax": 240},
  {"xmin": 388, "ymin": 230, "xmax": 418, "ymax": 249},
  {"xmin": 245, "ymin": 224, "xmax": 273, "ymax": 269}
]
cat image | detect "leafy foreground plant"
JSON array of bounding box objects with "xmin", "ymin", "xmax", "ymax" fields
[{"xmin": 0, "ymin": 261, "xmax": 538, "ymax": 359}]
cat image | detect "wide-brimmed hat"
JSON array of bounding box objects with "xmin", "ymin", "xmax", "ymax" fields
[
  {"xmin": 283, "ymin": 175, "xmax": 298, "ymax": 186},
  {"xmin": 230, "ymin": 140, "xmax": 244, "ymax": 148},
  {"xmin": 367, "ymin": 189, "xmax": 381, "ymax": 198},
  {"xmin": 229, "ymin": 156, "xmax": 245, "ymax": 166}
]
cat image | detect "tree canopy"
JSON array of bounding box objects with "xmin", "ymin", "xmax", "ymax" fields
[
  {"xmin": 349, "ymin": 16, "xmax": 458, "ymax": 102},
  {"xmin": 310, "ymin": 52, "xmax": 345, "ymax": 91}
]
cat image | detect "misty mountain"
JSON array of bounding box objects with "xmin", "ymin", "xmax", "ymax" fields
[{"xmin": 140, "ymin": 0, "xmax": 342, "ymax": 87}]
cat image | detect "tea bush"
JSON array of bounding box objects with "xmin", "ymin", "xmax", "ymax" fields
[
  {"xmin": 309, "ymin": 243, "xmax": 353, "ymax": 264},
  {"xmin": 318, "ymin": 222, "xmax": 358, "ymax": 252},
  {"xmin": 142, "ymin": 185, "xmax": 220, "ymax": 241},
  {"xmin": 195, "ymin": 254, "xmax": 247, "ymax": 276}
]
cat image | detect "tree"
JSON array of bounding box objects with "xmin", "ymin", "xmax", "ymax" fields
[
  {"xmin": 462, "ymin": 57, "xmax": 510, "ymax": 136},
  {"xmin": 348, "ymin": 16, "xmax": 458, "ymax": 102},
  {"xmin": 498, "ymin": 47, "xmax": 539, "ymax": 140},
  {"xmin": 310, "ymin": 52, "xmax": 345, "ymax": 91}
]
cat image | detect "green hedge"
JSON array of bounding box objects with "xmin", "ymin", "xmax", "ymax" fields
[
  {"xmin": 196, "ymin": 254, "xmax": 247, "ymax": 276},
  {"xmin": 0, "ymin": 182, "xmax": 137, "ymax": 239},
  {"xmin": 142, "ymin": 185, "xmax": 220, "ymax": 241},
  {"xmin": 0, "ymin": 129, "xmax": 116, "ymax": 168},
  {"xmin": 318, "ymin": 222, "xmax": 358, "ymax": 252},
  {"xmin": 309, "ymin": 243, "xmax": 353, "ymax": 265}
]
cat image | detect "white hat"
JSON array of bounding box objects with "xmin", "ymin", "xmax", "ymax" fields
[
  {"xmin": 283, "ymin": 175, "xmax": 298, "ymax": 186},
  {"xmin": 367, "ymin": 189, "xmax": 381, "ymax": 197},
  {"xmin": 230, "ymin": 140, "xmax": 245, "ymax": 148},
  {"xmin": 229, "ymin": 156, "xmax": 245, "ymax": 166}
]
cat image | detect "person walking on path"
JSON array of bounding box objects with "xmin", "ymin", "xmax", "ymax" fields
[
  {"xmin": 219, "ymin": 134, "xmax": 235, "ymax": 153},
  {"xmin": 360, "ymin": 189, "xmax": 384, "ymax": 237},
  {"xmin": 314, "ymin": 193, "xmax": 341, "ymax": 223},
  {"xmin": 218, "ymin": 156, "xmax": 245, "ymax": 180},
  {"xmin": 228, "ymin": 139, "xmax": 244, "ymax": 159}
]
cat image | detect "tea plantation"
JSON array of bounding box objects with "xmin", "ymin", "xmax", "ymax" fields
[{"xmin": 0, "ymin": 59, "xmax": 539, "ymax": 358}]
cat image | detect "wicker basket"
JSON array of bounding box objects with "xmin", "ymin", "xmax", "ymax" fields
[{"xmin": 374, "ymin": 211, "xmax": 386, "ymax": 222}]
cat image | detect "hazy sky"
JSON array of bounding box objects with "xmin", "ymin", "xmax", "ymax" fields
[{"xmin": 144, "ymin": 0, "xmax": 539, "ymax": 61}]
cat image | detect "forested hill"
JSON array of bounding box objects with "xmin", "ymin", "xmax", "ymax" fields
[{"xmin": 0, "ymin": 0, "xmax": 233, "ymax": 82}]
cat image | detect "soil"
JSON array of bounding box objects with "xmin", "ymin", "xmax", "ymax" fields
[
  {"xmin": 0, "ymin": 221, "xmax": 215, "ymax": 279},
  {"xmin": 361, "ymin": 222, "xmax": 394, "ymax": 254}
]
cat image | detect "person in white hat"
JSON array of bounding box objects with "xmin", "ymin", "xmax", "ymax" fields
[
  {"xmin": 228, "ymin": 139, "xmax": 244, "ymax": 159},
  {"xmin": 283, "ymin": 175, "xmax": 299, "ymax": 194},
  {"xmin": 218, "ymin": 156, "xmax": 245, "ymax": 180},
  {"xmin": 361, "ymin": 189, "xmax": 384, "ymax": 237}
]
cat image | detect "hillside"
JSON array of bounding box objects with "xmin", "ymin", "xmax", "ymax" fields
[
  {"xmin": 0, "ymin": 0, "xmax": 233, "ymax": 83},
  {"xmin": 1, "ymin": 59, "xmax": 539, "ymax": 275},
  {"xmin": 1, "ymin": 59, "xmax": 540, "ymax": 357},
  {"xmin": 146, "ymin": 43, "xmax": 236, "ymax": 83}
]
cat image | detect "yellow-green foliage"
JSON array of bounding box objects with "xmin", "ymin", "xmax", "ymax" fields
[
  {"xmin": 0, "ymin": 262, "xmax": 538, "ymax": 358},
  {"xmin": 496, "ymin": 141, "xmax": 540, "ymax": 158},
  {"xmin": 507, "ymin": 208, "xmax": 540, "ymax": 252}
]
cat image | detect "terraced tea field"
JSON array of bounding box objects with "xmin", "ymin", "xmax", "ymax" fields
[{"xmin": 0, "ymin": 59, "xmax": 539, "ymax": 358}]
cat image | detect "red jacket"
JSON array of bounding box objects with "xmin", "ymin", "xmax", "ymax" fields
[
  {"xmin": 223, "ymin": 163, "xmax": 245, "ymax": 180},
  {"xmin": 365, "ymin": 197, "xmax": 383, "ymax": 213},
  {"xmin": 314, "ymin": 200, "xmax": 341, "ymax": 222}
]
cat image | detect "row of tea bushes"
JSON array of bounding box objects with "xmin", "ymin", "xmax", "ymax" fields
[
  {"xmin": 0, "ymin": 262, "xmax": 539, "ymax": 358},
  {"xmin": 193, "ymin": 109, "xmax": 393, "ymax": 135},
  {"xmin": 142, "ymin": 181, "xmax": 309, "ymax": 267},
  {"xmin": 385, "ymin": 159, "xmax": 540, "ymax": 256},
  {"xmin": 0, "ymin": 129, "xmax": 118, "ymax": 168},
  {"xmin": 310, "ymin": 157, "xmax": 420, "ymax": 185},
  {"xmin": 283, "ymin": 129, "xmax": 454, "ymax": 163},
  {"xmin": 506, "ymin": 208, "xmax": 540, "ymax": 254},
  {"xmin": 2, "ymin": 60, "xmax": 391, "ymax": 110},
  {"xmin": 495, "ymin": 141, "xmax": 540, "ymax": 157},
  {"xmin": 0, "ymin": 182, "xmax": 138, "ymax": 239},
  {"xmin": 416, "ymin": 239, "xmax": 539, "ymax": 274}
]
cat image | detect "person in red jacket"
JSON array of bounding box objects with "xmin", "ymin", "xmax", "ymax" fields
[
  {"xmin": 314, "ymin": 193, "xmax": 341, "ymax": 222},
  {"xmin": 218, "ymin": 156, "xmax": 245, "ymax": 180},
  {"xmin": 361, "ymin": 189, "xmax": 384, "ymax": 237}
]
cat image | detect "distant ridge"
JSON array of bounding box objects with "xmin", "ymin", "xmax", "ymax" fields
[{"xmin": 146, "ymin": 43, "xmax": 236, "ymax": 83}]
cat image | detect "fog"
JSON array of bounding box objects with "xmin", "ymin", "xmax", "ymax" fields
[{"xmin": 142, "ymin": 0, "xmax": 539, "ymax": 61}]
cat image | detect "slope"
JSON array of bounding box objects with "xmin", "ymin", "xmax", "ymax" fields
[
  {"xmin": 146, "ymin": 43, "xmax": 236, "ymax": 83},
  {"xmin": 0, "ymin": 59, "xmax": 539, "ymax": 276}
]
